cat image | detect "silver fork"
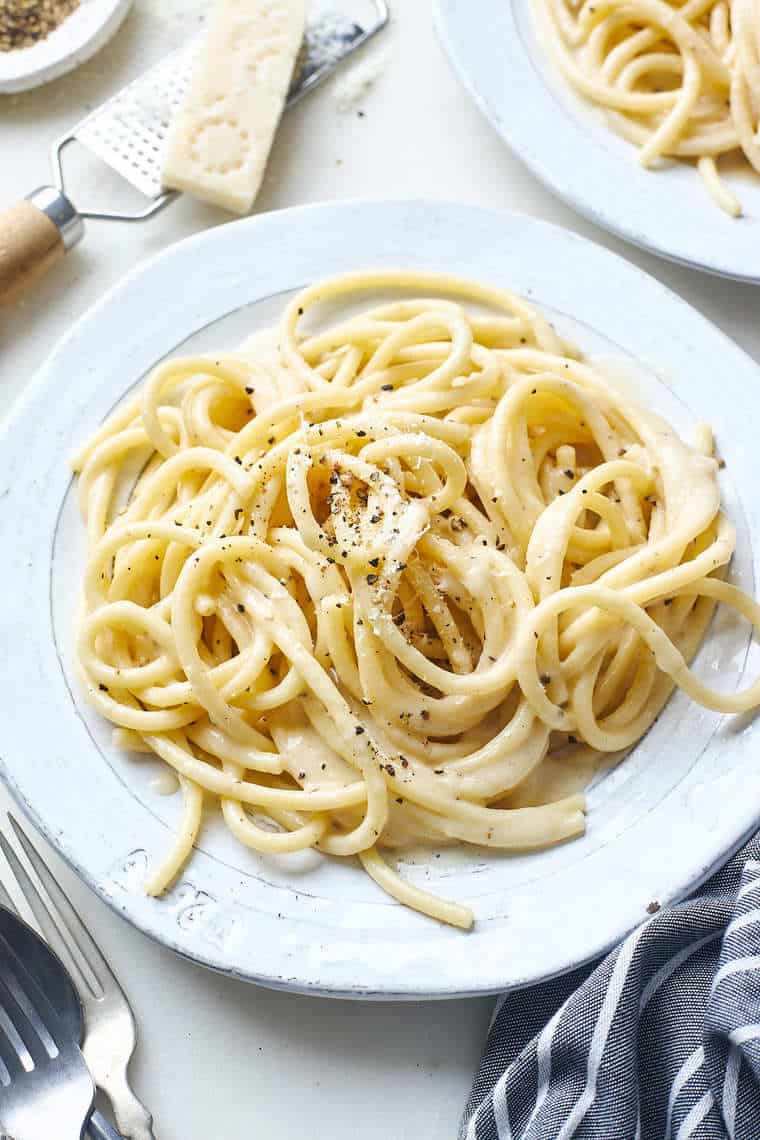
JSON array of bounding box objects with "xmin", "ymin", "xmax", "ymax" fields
[
  {"xmin": 0, "ymin": 816, "xmax": 155, "ymax": 1140},
  {"xmin": 0, "ymin": 912, "xmax": 94, "ymax": 1140}
]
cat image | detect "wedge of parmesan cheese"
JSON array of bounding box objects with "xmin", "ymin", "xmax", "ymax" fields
[{"xmin": 162, "ymin": 0, "xmax": 306, "ymax": 214}]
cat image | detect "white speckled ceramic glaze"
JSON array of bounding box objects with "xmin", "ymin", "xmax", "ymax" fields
[
  {"xmin": 1, "ymin": 200, "xmax": 759, "ymax": 998},
  {"xmin": 0, "ymin": 0, "xmax": 132, "ymax": 94},
  {"xmin": 435, "ymin": 0, "xmax": 760, "ymax": 283}
]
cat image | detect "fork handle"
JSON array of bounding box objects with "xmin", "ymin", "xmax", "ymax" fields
[
  {"xmin": 88, "ymin": 1108, "xmax": 126, "ymax": 1140},
  {"xmin": 92, "ymin": 1065, "xmax": 155, "ymax": 1140},
  {"xmin": 0, "ymin": 188, "xmax": 84, "ymax": 304}
]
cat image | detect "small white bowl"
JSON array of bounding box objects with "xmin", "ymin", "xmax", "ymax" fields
[{"xmin": 0, "ymin": 0, "xmax": 132, "ymax": 94}]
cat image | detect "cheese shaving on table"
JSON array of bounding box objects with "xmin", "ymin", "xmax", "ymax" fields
[{"xmin": 333, "ymin": 47, "xmax": 388, "ymax": 111}]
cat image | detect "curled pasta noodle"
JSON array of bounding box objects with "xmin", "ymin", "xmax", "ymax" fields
[
  {"xmin": 535, "ymin": 0, "xmax": 760, "ymax": 215},
  {"xmin": 73, "ymin": 269, "xmax": 759, "ymax": 929}
]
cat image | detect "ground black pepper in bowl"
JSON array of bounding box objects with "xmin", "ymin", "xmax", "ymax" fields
[{"xmin": 0, "ymin": 0, "xmax": 80, "ymax": 52}]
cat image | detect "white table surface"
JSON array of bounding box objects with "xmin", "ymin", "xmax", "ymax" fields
[{"xmin": 2, "ymin": 3, "xmax": 760, "ymax": 1137}]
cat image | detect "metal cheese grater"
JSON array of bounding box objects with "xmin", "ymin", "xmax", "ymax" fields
[{"xmin": 0, "ymin": 1, "xmax": 389, "ymax": 301}]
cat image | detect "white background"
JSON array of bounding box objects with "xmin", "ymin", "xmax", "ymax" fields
[{"xmin": 2, "ymin": 3, "xmax": 760, "ymax": 1138}]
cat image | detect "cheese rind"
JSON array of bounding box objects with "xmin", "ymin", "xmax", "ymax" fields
[{"xmin": 162, "ymin": 0, "xmax": 306, "ymax": 214}]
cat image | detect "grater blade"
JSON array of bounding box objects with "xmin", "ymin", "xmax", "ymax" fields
[{"xmin": 71, "ymin": 2, "xmax": 387, "ymax": 203}]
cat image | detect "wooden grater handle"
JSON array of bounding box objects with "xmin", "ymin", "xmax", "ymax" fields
[{"xmin": 0, "ymin": 188, "xmax": 83, "ymax": 304}]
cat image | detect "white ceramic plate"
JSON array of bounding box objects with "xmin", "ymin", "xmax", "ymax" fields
[
  {"xmin": 2, "ymin": 199, "xmax": 760, "ymax": 999},
  {"xmin": 0, "ymin": 0, "xmax": 132, "ymax": 94},
  {"xmin": 434, "ymin": 0, "xmax": 760, "ymax": 283}
]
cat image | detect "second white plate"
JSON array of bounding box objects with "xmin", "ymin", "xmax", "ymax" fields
[
  {"xmin": 1, "ymin": 199, "xmax": 760, "ymax": 998},
  {"xmin": 435, "ymin": 0, "xmax": 760, "ymax": 283}
]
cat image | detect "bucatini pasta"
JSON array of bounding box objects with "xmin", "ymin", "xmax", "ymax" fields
[
  {"xmin": 72, "ymin": 270, "xmax": 760, "ymax": 929},
  {"xmin": 535, "ymin": 0, "xmax": 760, "ymax": 216}
]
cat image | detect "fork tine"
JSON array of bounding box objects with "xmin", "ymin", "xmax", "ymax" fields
[
  {"xmin": 0, "ymin": 1035, "xmax": 14, "ymax": 1086},
  {"xmin": 0, "ymin": 878, "xmax": 17, "ymax": 915},
  {"xmin": 0, "ymin": 845, "xmax": 37, "ymax": 929},
  {"xmin": 7, "ymin": 817, "xmax": 119, "ymax": 999},
  {"xmin": 0, "ymin": 829, "xmax": 100, "ymax": 1001},
  {"xmin": 0, "ymin": 875, "xmax": 51, "ymax": 941},
  {"xmin": 0, "ymin": 938, "xmax": 57, "ymax": 1037},
  {"xmin": 0, "ymin": 1002, "xmax": 31, "ymax": 1079},
  {"xmin": 0, "ymin": 957, "xmax": 61, "ymax": 1078},
  {"xmin": 0, "ymin": 953, "xmax": 59, "ymax": 1068},
  {"xmin": 0, "ymin": 920, "xmax": 67, "ymax": 1045}
]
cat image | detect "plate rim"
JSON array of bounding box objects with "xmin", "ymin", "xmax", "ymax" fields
[
  {"xmin": 3, "ymin": 196, "xmax": 760, "ymax": 999},
  {"xmin": 433, "ymin": 0, "xmax": 760, "ymax": 285}
]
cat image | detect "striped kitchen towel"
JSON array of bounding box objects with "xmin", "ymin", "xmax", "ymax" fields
[{"xmin": 461, "ymin": 835, "xmax": 760, "ymax": 1139}]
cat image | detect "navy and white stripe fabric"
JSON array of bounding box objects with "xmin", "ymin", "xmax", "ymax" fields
[{"xmin": 462, "ymin": 838, "xmax": 760, "ymax": 1139}]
